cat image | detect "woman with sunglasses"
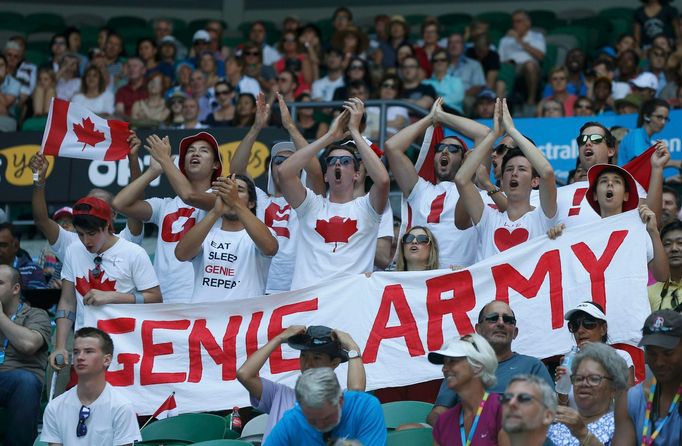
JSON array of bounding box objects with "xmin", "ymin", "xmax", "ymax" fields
[
  {"xmin": 364, "ymin": 73, "xmax": 408, "ymax": 140},
  {"xmin": 204, "ymin": 80, "xmax": 235, "ymax": 127},
  {"xmin": 428, "ymin": 334, "xmax": 510, "ymax": 446},
  {"xmin": 395, "ymin": 226, "xmax": 439, "ymax": 272},
  {"xmin": 242, "ymin": 41, "xmax": 276, "ymax": 93},
  {"xmin": 424, "ymin": 48, "xmax": 464, "ymax": 114},
  {"xmin": 548, "ymin": 343, "xmax": 629, "ymax": 446},
  {"xmin": 333, "ymin": 57, "xmax": 373, "ymax": 101},
  {"xmin": 617, "ymin": 98, "xmax": 670, "ymax": 165},
  {"xmin": 274, "ymin": 30, "xmax": 313, "ymax": 97},
  {"xmin": 556, "ymin": 302, "xmax": 635, "ymax": 407}
]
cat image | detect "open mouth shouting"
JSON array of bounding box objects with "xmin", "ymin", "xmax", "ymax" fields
[
  {"xmin": 439, "ymin": 156, "xmax": 449, "ymax": 167},
  {"xmin": 605, "ymin": 190, "xmax": 614, "ymax": 199},
  {"xmin": 583, "ymin": 148, "xmax": 594, "ymax": 159},
  {"xmin": 334, "ymin": 168, "xmax": 342, "ymax": 180},
  {"xmin": 509, "ymin": 179, "xmax": 519, "ymax": 188}
]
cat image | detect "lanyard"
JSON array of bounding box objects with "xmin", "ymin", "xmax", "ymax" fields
[
  {"xmin": 1, "ymin": 302, "xmax": 23, "ymax": 351},
  {"xmin": 459, "ymin": 391, "xmax": 489, "ymax": 446},
  {"xmin": 641, "ymin": 378, "xmax": 682, "ymax": 446}
]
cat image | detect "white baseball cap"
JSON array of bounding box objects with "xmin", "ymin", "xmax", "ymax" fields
[
  {"xmin": 564, "ymin": 301, "xmax": 607, "ymax": 321},
  {"xmin": 630, "ymin": 72, "xmax": 658, "ymax": 91}
]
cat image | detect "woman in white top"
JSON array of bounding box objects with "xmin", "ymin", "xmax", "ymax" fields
[
  {"xmin": 71, "ymin": 65, "xmax": 114, "ymax": 116},
  {"xmin": 55, "ymin": 53, "xmax": 81, "ymax": 101}
]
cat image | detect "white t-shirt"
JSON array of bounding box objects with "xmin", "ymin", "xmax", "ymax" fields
[
  {"xmin": 145, "ymin": 196, "xmax": 206, "ymax": 303},
  {"xmin": 499, "ymin": 30, "xmax": 546, "ymax": 65},
  {"xmin": 50, "ymin": 225, "xmax": 143, "ymax": 263},
  {"xmin": 41, "ymin": 384, "xmax": 141, "ymax": 446},
  {"xmin": 72, "ymin": 91, "xmax": 115, "ymax": 115},
  {"xmin": 406, "ymin": 178, "xmax": 478, "ymax": 268},
  {"xmin": 290, "ymin": 188, "xmax": 381, "ymax": 290},
  {"xmin": 61, "ymin": 238, "xmax": 159, "ymax": 329},
  {"xmin": 364, "ymin": 106, "xmax": 409, "ymax": 137},
  {"xmin": 475, "ymin": 204, "xmax": 557, "ymax": 261},
  {"xmin": 378, "ymin": 199, "xmax": 394, "ymax": 239},
  {"xmin": 311, "ymin": 76, "xmax": 345, "ymax": 101},
  {"xmin": 257, "ymin": 189, "xmax": 298, "ymax": 294},
  {"xmin": 191, "ymin": 225, "xmax": 273, "ymax": 302}
]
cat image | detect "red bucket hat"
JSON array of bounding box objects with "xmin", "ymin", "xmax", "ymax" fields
[
  {"xmin": 586, "ymin": 163, "xmax": 639, "ymax": 215},
  {"xmin": 178, "ymin": 132, "xmax": 222, "ymax": 181}
]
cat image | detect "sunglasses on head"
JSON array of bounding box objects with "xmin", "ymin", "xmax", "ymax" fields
[
  {"xmin": 500, "ymin": 392, "xmax": 544, "ymax": 406},
  {"xmin": 272, "ymin": 155, "xmax": 289, "ymax": 165},
  {"xmin": 483, "ymin": 312, "xmax": 517, "ymax": 326},
  {"xmin": 567, "ymin": 316, "xmax": 599, "ymax": 333},
  {"xmin": 326, "ymin": 155, "xmax": 355, "ymax": 166},
  {"xmin": 91, "ymin": 256, "xmax": 103, "ymax": 278},
  {"xmin": 76, "ymin": 405, "xmax": 91, "ymax": 438},
  {"xmin": 435, "ymin": 143, "xmax": 463, "ymax": 154},
  {"xmin": 402, "ymin": 233, "xmax": 430, "ymax": 244},
  {"xmin": 577, "ymin": 134, "xmax": 605, "ymax": 146}
]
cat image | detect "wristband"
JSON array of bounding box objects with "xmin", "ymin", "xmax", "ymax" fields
[
  {"xmin": 134, "ymin": 292, "xmax": 145, "ymax": 304},
  {"xmin": 55, "ymin": 310, "xmax": 76, "ymax": 323},
  {"xmin": 34, "ymin": 181, "xmax": 45, "ymax": 189},
  {"xmin": 487, "ymin": 187, "xmax": 501, "ymax": 196}
]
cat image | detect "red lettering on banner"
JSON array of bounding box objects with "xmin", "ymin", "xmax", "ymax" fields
[
  {"xmin": 264, "ymin": 202, "xmax": 291, "ymax": 238},
  {"xmin": 268, "ymin": 299, "xmax": 318, "ymax": 373},
  {"xmin": 568, "ymin": 188, "xmax": 588, "ymax": 216},
  {"xmin": 246, "ymin": 312, "xmax": 264, "ymax": 356},
  {"xmin": 426, "ymin": 271, "xmax": 476, "ymax": 351},
  {"xmin": 99, "ymin": 318, "xmax": 139, "ymax": 386},
  {"xmin": 492, "ymin": 250, "xmax": 564, "ymax": 328},
  {"xmin": 161, "ymin": 208, "xmax": 196, "ymax": 242},
  {"xmin": 188, "ymin": 317, "xmax": 242, "ymax": 382},
  {"xmin": 427, "ymin": 192, "xmax": 447, "ymax": 223},
  {"xmin": 364, "ymin": 285, "xmax": 425, "ymax": 363},
  {"xmin": 571, "ymin": 230, "xmax": 628, "ymax": 312},
  {"xmin": 140, "ymin": 319, "xmax": 191, "ymax": 385}
]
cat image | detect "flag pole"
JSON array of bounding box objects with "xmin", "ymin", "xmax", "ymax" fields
[
  {"xmin": 33, "ymin": 97, "xmax": 54, "ymax": 182},
  {"xmin": 140, "ymin": 391, "xmax": 175, "ymax": 430}
]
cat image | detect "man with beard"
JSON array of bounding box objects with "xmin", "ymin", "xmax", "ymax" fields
[
  {"xmin": 385, "ymin": 98, "xmax": 489, "ymax": 268},
  {"xmin": 456, "ymin": 98, "xmax": 557, "ymax": 261},
  {"xmin": 279, "ymin": 98, "xmax": 389, "ymax": 290},
  {"xmin": 427, "ymin": 300, "xmax": 553, "ymax": 425},
  {"xmin": 266, "ymin": 367, "xmax": 386, "ymax": 445}
]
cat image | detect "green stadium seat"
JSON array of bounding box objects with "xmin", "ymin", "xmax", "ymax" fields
[
  {"xmin": 65, "ymin": 13, "xmax": 106, "ymax": 28},
  {"xmin": 315, "ymin": 18, "xmax": 335, "ymax": 41},
  {"xmin": 475, "ymin": 12, "xmax": 512, "ymax": 33},
  {"xmin": 25, "ymin": 13, "xmax": 65, "ymax": 31},
  {"xmin": 25, "ymin": 49, "xmax": 49, "ymax": 66},
  {"xmin": 498, "ymin": 62, "xmax": 517, "ymax": 96},
  {"xmin": 608, "ymin": 18, "xmax": 634, "ymax": 43},
  {"xmin": 386, "ymin": 427, "xmax": 434, "ymax": 446},
  {"xmin": 443, "ymin": 23, "xmax": 468, "ymax": 36},
  {"xmin": 381, "ymin": 401, "xmax": 433, "ymax": 429},
  {"xmin": 22, "ymin": 116, "xmax": 48, "ymax": 132},
  {"xmin": 188, "ymin": 18, "xmax": 227, "ymax": 34},
  {"xmin": 140, "ymin": 413, "xmax": 226, "ymax": 444},
  {"xmin": 529, "ymin": 10, "xmax": 557, "ymax": 31},
  {"xmin": 33, "ymin": 437, "xmax": 48, "ymax": 446},
  {"xmin": 107, "ymin": 15, "xmax": 148, "ymax": 30},
  {"xmin": 0, "ymin": 12, "xmax": 24, "ymax": 26},
  {"xmin": 118, "ymin": 26, "xmax": 154, "ymax": 45},
  {"xmin": 437, "ymin": 13, "xmax": 472, "ymax": 27},
  {"xmin": 549, "ymin": 26, "xmax": 590, "ymax": 53},
  {"xmin": 405, "ymin": 14, "xmax": 428, "ymax": 27},
  {"xmin": 543, "ymin": 43, "xmax": 559, "ymax": 77},
  {"xmin": 598, "ymin": 7, "xmax": 635, "ymax": 22},
  {"xmin": 193, "ymin": 441, "xmax": 254, "ymax": 446},
  {"xmin": 571, "ymin": 17, "xmax": 610, "ymax": 48}
]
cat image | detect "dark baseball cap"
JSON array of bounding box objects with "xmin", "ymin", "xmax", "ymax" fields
[
  {"xmin": 286, "ymin": 326, "xmax": 349, "ymax": 362},
  {"xmin": 639, "ymin": 310, "xmax": 682, "ymax": 349}
]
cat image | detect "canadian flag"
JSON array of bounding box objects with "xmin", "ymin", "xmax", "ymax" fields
[
  {"xmin": 41, "ymin": 98, "xmax": 130, "ymax": 161},
  {"xmin": 151, "ymin": 392, "xmax": 177, "ymax": 419}
]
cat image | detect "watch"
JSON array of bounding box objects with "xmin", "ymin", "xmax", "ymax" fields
[{"xmin": 347, "ymin": 349, "xmax": 361, "ymax": 360}]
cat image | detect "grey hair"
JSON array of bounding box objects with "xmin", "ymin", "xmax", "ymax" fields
[
  {"xmin": 295, "ymin": 367, "xmax": 342, "ymax": 408},
  {"xmin": 570, "ymin": 343, "xmax": 629, "ymax": 391},
  {"xmin": 465, "ymin": 333, "xmax": 498, "ymax": 389},
  {"xmin": 508, "ymin": 374, "xmax": 558, "ymax": 416}
]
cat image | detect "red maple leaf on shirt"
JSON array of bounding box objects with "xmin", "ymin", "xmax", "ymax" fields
[
  {"xmin": 73, "ymin": 117, "xmax": 105, "ymax": 151},
  {"xmin": 75, "ymin": 270, "xmax": 117, "ymax": 296},
  {"xmin": 315, "ymin": 216, "xmax": 358, "ymax": 252}
]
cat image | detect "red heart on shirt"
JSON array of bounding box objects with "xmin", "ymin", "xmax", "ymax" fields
[{"xmin": 494, "ymin": 227, "xmax": 529, "ymax": 252}]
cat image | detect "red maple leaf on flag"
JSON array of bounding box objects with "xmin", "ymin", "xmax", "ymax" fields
[
  {"xmin": 73, "ymin": 117, "xmax": 105, "ymax": 151},
  {"xmin": 315, "ymin": 216, "xmax": 358, "ymax": 252},
  {"xmin": 75, "ymin": 270, "xmax": 117, "ymax": 296}
]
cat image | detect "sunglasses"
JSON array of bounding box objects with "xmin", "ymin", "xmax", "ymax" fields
[
  {"xmin": 326, "ymin": 155, "xmax": 355, "ymax": 166},
  {"xmin": 652, "ymin": 114, "xmax": 671, "ymax": 123},
  {"xmin": 433, "ymin": 57, "xmax": 448, "ymax": 63},
  {"xmin": 401, "ymin": 64, "xmax": 419, "ymax": 69},
  {"xmin": 402, "ymin": 233, "xmax": 431, "ymax": 244},
  {"xmin": 382, "ymin": 82, "xmax": 397, "ymax": 89},
  {"xmin": 76, "ymin": 405, "xmax": 91, "ymax": 437},
  {"xmin": 571, "ymin": 374, "xmax": 612, "ymax": 386},
  {"xmin": 494, "ymin": 144, "xmax": 513, "ymax": 153},
  {"xmin": 272, "ymin": 155, "xmax": 289, "ymax": 165},
  {"xmin": 244, "ymin": 51, "xmax": 260, "ymax": 56},
  {"xmin": 349, "ymin": 65, "xmax": 364, "ymax": 71},
  {"xmin": 577, "ymin": 134, "xmax": 605, "ymax": 146},
  {"xmin": 483, "ymin": 312, "xmax": 517, "ymax": 326},
  {"xmin": 435, "ymin": 143, "xmax": 463, "ymax": 154},
  {"xmin": 215, "ymin": 89, "xmax": 232, "ymax": 96},
  {"xmin": 567, "ymin": 317, "xmax": 599, "ymax": 333},
  {"xmin": 575, "ymin": 103, "xmax": 593, "ymax": 109},
  {"xmin": 91, "ymin": 256, "xmax": 103, "ymax": 279},
  {"xmin": 500, "ymin": 392, "xmax": 545, "ymax": 407}
]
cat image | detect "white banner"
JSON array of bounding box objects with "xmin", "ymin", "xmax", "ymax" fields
[{"xmin": 83, "ymin": 211, "xmax": 652, "ymax": 415}]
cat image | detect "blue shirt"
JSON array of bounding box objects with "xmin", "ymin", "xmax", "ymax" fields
[
  {"xmin": 435, "ymin": 352, "xmax": 553, "ymax": 407},
  {"xmin": 617, "ymin": 127, "xmax": 652, "ymax": 166},
  {"xmin": 266, "ymin": 391, "xmax": 387, "ymax": 446},
  {"xmin": 424, "ymin": 74, "xmax": 464, "ymax": 113},
  {"xmin": 627, "ymin": 382, "xmax": 681, "ymax": 445}
]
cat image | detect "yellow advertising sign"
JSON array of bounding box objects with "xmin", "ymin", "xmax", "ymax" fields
[{"xmin": 0, "ymin": 145, "xmax": 55, "ymax": 186}]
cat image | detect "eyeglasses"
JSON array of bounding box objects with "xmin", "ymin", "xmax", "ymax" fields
[
  {"xmin": 567, "ymin": 317, "xmax": 599, "ymax": 333},
  {"xmin": 349, "ymin": 64, "xmax": 364, "ymax": 71},
  {"xmin": 76, "ymin": 405, "xmax": 91, "ymax": 437},
  {"xmin": 381, "ymin": 82, "xmax": 397, "ymax": 89},
  {"xmin": 652, "ymin": 114, "xmax": 671, "ymax": 123},
  {"xmin": 571, "ymin": 374, "xmax": 613, "ymax": 386},
  {"xmin": 326, "ymin": 155, "xmax": 355, "ymax": 166},
  {"xmin": 91, "ymin": 256, "xmax": 103, "ymax": 278},
  {"xmin": 402, "ymin": 233, "xmax": 431, "ymax": 244},
  {"xmin": 575, "ymin": 103, "xmax": 593, "ymax": 110},
  {"xmin": 215, "ymin": 89, "xmax": 232, "ymax": 96},
  {"xmin": 500, "ymin": 392, "xmax": 545, "ymax": 407},
  {"xmin": 244, "ymin": 51, "xmax": 260, "ymax": 56},
  {"xmin": 483, "ymin": 312, "xmax": 517, "ymax": 326},
  {"xmin": 432, "ymin": 57, "xmax": 448, "ymax": 63},
  {"xmin": 435, "ymin": 143, "xmax": 463, "ymax": 154},
  {"xmin": 578, "ymin": 134, "xmax": 605, "ymax": 146},
  {"xmin": 272, "ymin": 155, "xmax": 289, "ymax": 165}
]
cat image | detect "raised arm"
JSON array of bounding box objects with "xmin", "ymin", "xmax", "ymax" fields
[
  {"xmin": 332, "ymin": 329, "xmax": 366, "ymax": 391},
  {"xmin": 279, "ymin": 110, "xmax": 349, "ymax": 208},
  {"xmin": 112, "ymin": 148, "xmax": 162, "ymax": 222},
  {"xmin": 145, "ymin": 134, "xmax": 215, "ymax": 211},
  {"xmin": 30, "ymin": 154, "xmax": 60, "ymax": 244},
  {"xmin": 174, "ymin": 195, "xmax": 223, "ymax": 261},
  {"xmin": 501, "ymin": 98, "xmax": 556, "ymax": 218},
  {"xmin": 647, "ymin": 141, "xmax": 669, "ymax": 227},
  {"xmin": 346, "ymin": 98, "xmax": 389, "ymax": 213},
  {"xmin": 230, "ymin": 92, "xmax": 270, "ymax": 175},
  {"xmin": 434, "ymin": 98, "xmax": 491, "ymax": 145},
  {"xmin": 236, "ymin": 325, "xmax": 306, "ymax": 400},
  {"xmin": 279, "ymin": 94, "xmax": 325, "ymax": 195},
  {"xmin": 125, "ymin": 131, "xmax": 144, "ymax": 236},
  {"xmin": 641, "ymin": 205, "xmax": 670, "ymax": 282}
]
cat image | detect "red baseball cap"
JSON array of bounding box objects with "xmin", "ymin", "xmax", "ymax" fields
[
  {"xmin": 73, "ymin": 197, "xmax": 113, "ymax": 229},
  {"xmin": 178, "ymin": 132, "xmax": 222, "ymax": 181},
  {"xmin": 586, "ymin": 163, "xmax": 639, "ymax": 215}
]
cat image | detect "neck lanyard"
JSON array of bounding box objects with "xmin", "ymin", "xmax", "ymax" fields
[
  {"xmin": 1, "ymin": 302, "xmax": 23, "ymax": 351},
  {"xmin": 641, "ymin": 378, "xmax": 682, "ymax": 446},
  {"xmin": 459, "ymin": 391, "xmax": 489, "ymax": 446}
]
